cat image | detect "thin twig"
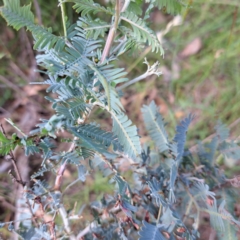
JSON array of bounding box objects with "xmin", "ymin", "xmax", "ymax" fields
[
  {"xmin": 100, "ymin": 0, "xmax": 121, "ymax": 63},
  {"xmin": 117, "ymin": 59, "xmax": 161, "ymax": 90},
  {"xmin": 59, "ymin": 0, "xmax": 67, "ymax": 37},
  {"xmin": 33, "ymin": 0, "xmax": 42, "ymax": 25},
  {"xmin": 183, "ymin": 198, "xmax": 193, "ymax": 224},
  {"xmin": 156, "ymin": 204, "xmax": 162, "ymax": 223},
  {"xmin": 59, "ymin": 204, "xmax": 76, "ymax": 240},
  {"xmin": 120, "ymin": 0, "xmax": 130, "ymax": 12},
  {"xmin": 76, "ymin": 204, "xmax": 122, "ymax": 238},
  {"xmin": 0, "ymin": 75, "xmax": 25, "ymax": 98},
  {"xmin": 77, "ymin": 222, "xmax": 96, "ymax": 239},
  {"xmin": 185, "ymin": 188, "xmax": 200, "ymax": 229},
  {"xmin": 54, "ymin": 161, "xmax": 67, "ymax": 191},
  {"xmin": 0, "ymin": 124, "xmax": 38, "ymax": 227},
  {"xmin": 52, "ymin": 136, "xmax": 78, "ymax": 238},
  {"xmin": 117, "ymin": 73, "xmax": 150, "ymax": 90},
  {"xmin": 0, "ymin": 196, "xmax": 16, "ymax": 211}
]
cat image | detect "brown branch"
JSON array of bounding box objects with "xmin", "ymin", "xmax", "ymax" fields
[
  {"xmin": 33, "ymin": 0, "xmax": 42, "ymax": 26},
  {"xmin": 0, "ymin": 75, "xmax": 25, "ymax": 98},
  {"xmin": 100, "ymin": 0, "xmax": 121, "ymax": 63},
  {"xmin": 54, "ymin": 161, "xmax": 67, "ymax": 191},
  {"xmin": 0, "ymin": 124, "xmax": 38, "ymax": 227}
]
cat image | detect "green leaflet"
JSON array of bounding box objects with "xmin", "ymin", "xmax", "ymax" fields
[
  {"xmin": 1, "ymin": 0, "xmax": 65, "ymax": 51},
  {"xmin": 141, "ymin": 101, "xmax": 169, "ymax": 153},
  {"xmin": 112, "ymin": 112, "xmax": 141, "ymax": 160},
  {"xmin": 121, "ymin": 12, "xmax": 164, "ymax": 54},
  {"xmin": 0, "ymin": 132, "xmax": 18, "ymax": 155},
  {"xmin": 89, "ymin": 64, "xmax": 111, "ymax": 111},
  {"xmin": 64, "ymin": 0, "xmax": 113, "ymax": 16},
  {"xmin": 71, "ymin": 123, "xmax": 122, "ymax": 153},
  {"xmin": 1, "ymin": 0, "xmax": 34, "ymax": 30},
  {"xmin": 154, "ymin": 0, "xmax": 183, "ymax": 15},
  {"xmin": 88, "ymin": 64, "xmax": 128, "ymax": 112},
  {"xmin": 77, "ymin": 17, "xmax": 110, "ymax": 40}
]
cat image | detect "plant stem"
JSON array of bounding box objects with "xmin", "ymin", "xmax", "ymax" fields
[
  {"xmin": 101, "ymin": 0, "xmax": 120, "ymax": 63},
  {"xmin": 121, "ymin": 0, "xmax": 130, "ymax": 12},
  {"xmin": 117, "ymin": 60, "xmax": 161, "ymax": 90},
  {"xmin": 59, "ymin": 205, "xmax": 76, "ymax": 240},
  {"xmin": 186, "ymin": 188, "xmax": 200, "ymax": 229},
  {"xmin": 0, "ymin": 125, "xmax": 39, "ymax": 227},
  {"xmin": 156, "ymin": 204, "xmax": 162, "ymax": 223},
  {"xmin": 59, "ymin": 0, "xmax": 67, "ymax": 37},
  {"xmin": 117, "ymin": 72, "xmax": 153, "ymax": 90}
]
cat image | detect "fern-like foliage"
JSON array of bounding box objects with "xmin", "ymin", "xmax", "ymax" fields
[
  {"xmin": 141, "ymin": 101, "xmax": 169, "ymax": 153},
  {"xmin": 0, "ymin": 132, "xmax": 18, "ymax": 155},
  {"xmin": 71, "ymin": 123, "xmax": 122, "ymax": 153},
  {"xmin": 64, "ymin": 0, "xmax": 113, "ymax": 16},
  {"xmin": 0, "ymin": 0, "xmax": 65, "ymax": 51},
  {"xmin": 89, "ymin": 64, "xmax": 128, "ymax": 111},
  {"xmin": 112, "ymin": 113, "xmax": 141, "ymax": 160},
  {"xmin": 148, "ymin": 177, "xmax": 167, "ymax": 207},
  {"xmin": 31, "ymin": 166, "xmax": 53, "ymax": 179},
  {"xmin": 2, "ymin": 1, "xmax": 240, "ymax": 240},
  {"xmin": 77, "ymin": 17, "xmax": 110, "ymax": 40},
  {"xmin": 173, "ymin": 114, "xmax": 193, "ymax": 164},
  {"xmin": 153, "ymin": 0, "xmax": 183, "ymax": 15},
  {"xmin": 36, "ymin": 28, "xmax": 101, "ymax": 78},
  {"xmin": 121, "ymin": 12, "xmax": 164, "ymax": 54},
  {"xmin": 1, "ymin": 0, "xmax": 34, "ymax": 31},
  {"xmin": 128, "ymin": 0, "xmax": 143, "ymax": 15}
]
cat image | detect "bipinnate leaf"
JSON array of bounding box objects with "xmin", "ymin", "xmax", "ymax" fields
[
  {"xmin": 1, "ymin": 0, "xmax": 34, "ymax": 30},
  {"xmin": 141, "ymin": 101, "xmax": 169, "ymax": 153},
  {"xmin": 71, "ymin": 123, "xmax": 122, "ymax": 153},
  {"xmin": 65, "ymin": 0, "xmax": 113, "ymax": 16},
  {"xmin": 173, "ymin": 114, "xmax": 193, "ymax": 163},
  {"xmin": 148, "ymin": 177, "xmax": 167, "ymax": 207},
  {"xmin": 121, "ymin": 12, "xmax": 164, "ymax": 54},
  {"xmin": 154, "ymin": 0, "xmax": 183, "ymax": 15},
  {"xmin": 89, "ymin": 64, "xmax": 127, "ymax": 112},
  {"xmin": 112, "ymin": 113, "xmax": 141, "ymax": 160},
  {"xmin": 1, "ymin": 0, "xmax": 65, "ymax": 51}
]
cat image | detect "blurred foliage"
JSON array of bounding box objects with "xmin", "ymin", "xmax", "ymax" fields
[
  {"xmin": 0, "ymin": 0, "xmax": 239, "ymax": 139},
  {"xmin": 0, "ymin": 0, "xmax": 240, "ymax": 239},
  {"xmin": 120, "ymin": 0, "xmax": 240, "ymax": 140}
]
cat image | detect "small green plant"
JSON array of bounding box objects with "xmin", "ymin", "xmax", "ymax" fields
[{"xmin": 1, "ymin": 0, "xmax": 240, "ymax": 239}]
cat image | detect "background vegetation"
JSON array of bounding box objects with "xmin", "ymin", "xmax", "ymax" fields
[{"xmin": 0, "ymin": 0, "xmax": 240, "ymax": 239}]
